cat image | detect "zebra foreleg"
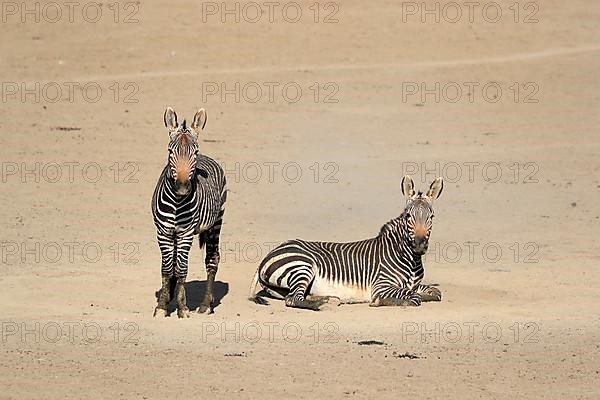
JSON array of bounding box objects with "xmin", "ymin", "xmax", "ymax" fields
[
  {"xmin": 175, "ymin": 277, "xmax": 190, "ymax": 318},
  {"xmin": 154, "ymin": 275, "xmax": 172, "ymax": 317},
  {"xmin": 174, "ymin": 236, "xmax": 193, "ymax": 318},
  {"xmin": 154, "ymin": 238, "xmax": 176, "ymax": 318},
  {"xmin": 370, "ymin": 286, "xmax": 422, "ymax": 307},
  {"xmin": 306, "ymin": 295, "xmax": 342, "ymax": 307},
  {"xmin": 285, "ymin": 295, "xmax": 327, "ymax": 311},
  {"xmin": 370, "ymin": 297, "xmax": 415, "ymax": 307},
  {"xmin": 415, "ymin": 284, "xmax": 442, "ymax": 302},
  {"xmin": 198, "ymin": 223, "xmax": 222, "ymax": 314}
]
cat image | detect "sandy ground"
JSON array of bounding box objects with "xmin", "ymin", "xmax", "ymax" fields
[{"xmin": 1, "ymin": 0, "xmax": 599, "ymax": 398}]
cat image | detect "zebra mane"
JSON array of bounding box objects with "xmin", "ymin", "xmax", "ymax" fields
[{"xmin": 378, "ymin": 215, "xmax": 404, "ymax": 238}]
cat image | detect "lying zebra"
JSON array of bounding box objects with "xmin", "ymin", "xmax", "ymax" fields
[{"xmin": 249, "ymin": 176, "xmax": 444, "ymax": 310}]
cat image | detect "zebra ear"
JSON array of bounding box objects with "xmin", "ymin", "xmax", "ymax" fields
[
  {"xmin": 426, "ymin": 177, "xmax": 444, "ymax": 200},
  {"xmin": 191, "ymin": 108, "xmax": 207, "ymax": 133},
  {"xmin": 164, "ymin": 107, "xmax": 178, "ymax": 131},
  {"xmin": 401, "ymin": 175, "xmax": 415, "ymax": 198}
]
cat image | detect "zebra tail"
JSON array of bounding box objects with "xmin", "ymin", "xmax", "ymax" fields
[
  {"xmin": 248, "ymin": 269, "xmax": 269, "ymax": 305},
  {"xmin": 198, "ymin": 231, "xmax": 208, "ymax": 249}
]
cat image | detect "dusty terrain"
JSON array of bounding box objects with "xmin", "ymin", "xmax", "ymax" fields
[{"xmin": 1, "ymin": 0, "xmax": 599, "ymax": 398}]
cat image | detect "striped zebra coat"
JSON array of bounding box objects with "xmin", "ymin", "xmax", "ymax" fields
[
  {"xmin": 152, "ymin": 108, "xmax": 227, "ymax": 318},
  {"xmin": 250, "ymin": 176, "xmax": 443, "ymax": 310}
]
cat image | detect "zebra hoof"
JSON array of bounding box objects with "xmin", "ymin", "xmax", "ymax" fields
[
  {"xmin": 252, "ymin": 296, "xmax": 270, "ymax": 306},
  {"xmin": 310, "ymin": 299, "xmax": 330, "ymax": 311},
  {"xmin": 318, "ymin": 297, "xmax": 341, "ymax": 310},
  {"xmin": 177, "ymin": 308, "xmax": 191, "ymax": 318},
  {"xmin": 369, "ymin": 297, "xmax": 414, "ymax": 307},
  {"xmin": 326, "ymin": 297, "xmax": 342, "ymax": 307},
  {"xmin": 285, "ymin": 298, "xmax": 323, "ymax": 311},
  {"xmin": 197, "ymin": 304, "xmax": 212, "ymax": 314},
  {"xmin": 153, "ymin": 308, "xmax": 167, "ymax": 318},
  {"xmin": 421, "ymin": 287, "xmax": 442, "ymax": 302}
]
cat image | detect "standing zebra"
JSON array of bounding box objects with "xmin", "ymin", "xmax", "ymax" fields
[
  {"xmin": 249, "ymin": 176, "xmax": 444, "ymax": 310},
  {"xmin": 152, "ymin": 107, "xmax": 227, "ymax": 318}
]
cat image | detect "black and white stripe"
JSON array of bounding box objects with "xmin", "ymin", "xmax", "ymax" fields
[
  {"xmin": 152, "ymin": 107, "xmax": 227, "ymax": 318},
  {"xmin": 249, "ymin": 176, "xmax": 443, "ymax": 310}
]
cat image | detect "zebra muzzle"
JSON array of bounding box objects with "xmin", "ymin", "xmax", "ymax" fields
[
  {"xmin": 174, "ymin": 180, "xmax": 192, "ymax": 196},
  {"xmin": 413, "ymin": 236, "xmax": 429, "ymax": 255}
]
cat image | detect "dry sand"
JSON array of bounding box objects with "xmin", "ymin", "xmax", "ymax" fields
[{"xmin": 0, "ymin": 0, "xmax": 599, "ymax": 398}]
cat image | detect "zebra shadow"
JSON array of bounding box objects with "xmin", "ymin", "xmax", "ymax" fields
[{"xmin": 154, "ymin": 280, "xmax": 229, "ymax": 314}]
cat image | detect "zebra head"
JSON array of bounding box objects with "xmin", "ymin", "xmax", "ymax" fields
[
  {"xmin": 401, "ymin": 175, "xmax": 444, "ymax": 256},
  {"xmin": 163, "ymin": 107, "xmax": 207, "ymax": 196}
]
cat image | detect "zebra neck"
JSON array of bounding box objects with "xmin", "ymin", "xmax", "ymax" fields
[
  {"xmin": 377, "ymin": 217, "xmax": 422, "ymax": 270},
  {"xmin": 163, "ymin": 172, "xmax": 198, "ymax": 204}
]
